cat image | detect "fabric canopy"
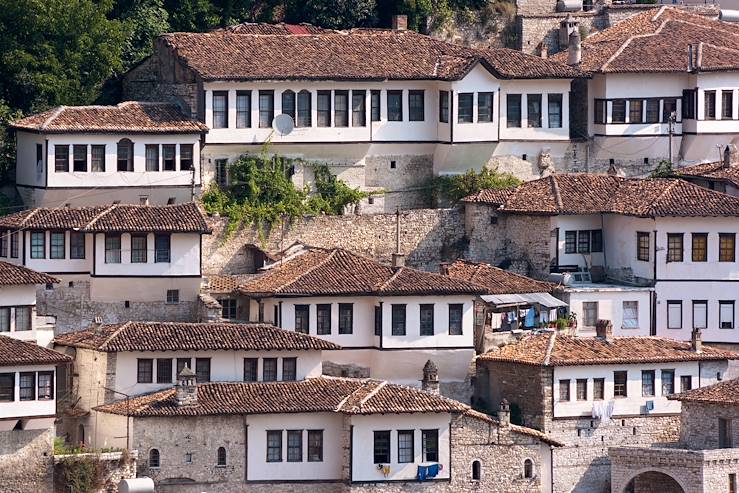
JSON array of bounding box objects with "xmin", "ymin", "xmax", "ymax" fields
[{"xmin": 481, "ymin": 292, "xmax": 567, "ymax": 309}]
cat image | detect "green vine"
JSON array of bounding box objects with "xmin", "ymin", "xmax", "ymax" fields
[
  {"xmin": 426, "ymin": 167, "xmax": 521, "ymax": 204},
  {"xmin": 59, "ymin": 455, "xmax": 105, "ymax": 493}
]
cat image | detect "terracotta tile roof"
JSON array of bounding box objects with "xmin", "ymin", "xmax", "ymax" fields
[
  {"xmin": 238, "ymin": 248, "xmax": 487, "ymax": 297},
  {"xmin": 446, "ymin": 260, "xmax": 557, "ymax": 295},
  {"xmin": 215, "ymin": 22, "xmax": 337, "ymax": 35},
  {"xmin": 669, "ymin": 378, "xmax": 739, "ymax": 405},
  {"xmin": 0, "ymin": 202, "xmax": 210, "ymax": 233},
  {"xmin": 478, "ymin": 333, "xmax": 738, "ymax": 367},
  {"xmin": 462, "ymin": 173, "xmax": 739, "ymax": 217},
  {"xmin": 0, "ymin": 335, "xmax": 72, "ymax": 367},
  {"xmin": 53, "ymin": 321, "xmax": 340, "ymax": 352},
  {"xmin": 677, "ymin": 161, "xmax": 739, "ymax": 188},
  {"xmin": 551, "ymin": 7, "xmax": 739, "ymax": 74},
  {"xmin": 207, "ymin": 274, "xmax": 256, "ymax": 294},
  {"xmin": 11, "ymin": 101, "xmax": 208, "ymax": 134},
  {"xmin": 0, "ymin": 261, "xmax": 58, "ymax": 286},
  {"xmin": 463, "ymin": 409, "xmax": 562, "ymax": 446},
  {"xmin": 160, "ymin": 27, "xmax": 580, "ymax": 81},
  {"xmin": 461, "ymin": 188, "xmax": 514, "ymax": 206}
]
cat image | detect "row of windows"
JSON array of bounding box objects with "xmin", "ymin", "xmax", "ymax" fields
[
  {"xmin": 505, "ymin": 93, "xmax": 563, "ymax": 129},
  {"xmin": 0, "ymin": 231, "xmax": 21, "ymax": 259},
  {"xmin": 137, "ymin": 357, "xmax": 210, "ymax": 384},
  {"xmin": 0, "ymin": 306, "xmax": 32, "ymax": 332},
  {"xmin": 53, "ymin": 142, "xmax": 194, "ymax": 173},
  {"xmin": 372, "ymin": 429, "xmax": 439, "ymax": 464},
  {"xmin": 664, "ymin": 232, "xmax": 736, "ymax": 263},
  {"xmin": 28, "ymin": 231, "xmax": 85, "ymax": 260},
  {"xmin": 266, "ymin": 429, "xmax": 325, "ymax": 463},
  {"xmin": 580, "ymin": 300, "xmax": 639, "ymax": 329},
  {"xmin": 148, "ymin": 446, "xmax": 228, "ymax": 468},
  {"xmin": 101, "ymin": 233, "xmax": 171, "ymax": 264},
  {"xmin": 244, "ymin": 357, "xmax": 296, "ymax": 382},
  {"xmin": 564, "ymin": 230, "xmax": 603, "ymax": 254},
  {"xmin": 0, "ymin": 371, "xmax": 54, "ymax": 402},
  {"xmin": 667, "ymin": 300, "xmax": 735, "ymax": 330},
  {"xmin": 294, "ymin": 303, "xmax": 354, "ymax": 335},
  {"xmin": 702, "ymin": 90, "xmax": 735, "ymax": 120},
  {"xmin": 558, "ymin": 371, "xmax": 692, "ymax": 402},
  {"xmin": 593, "ymin": 97, "xmax": 678, "ymax": 124}
]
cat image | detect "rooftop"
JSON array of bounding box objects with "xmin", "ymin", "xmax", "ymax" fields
[
  {"xmin": 669, "ymin": 378, "xmax": 739, "ymax": 405},
  {"xmin": 11, "ymin": 101, "xmax": 208, "ymax": 134},
  {"xmin": 477, "ymin": 332, "xmax": 738, "ymax": 367},
  {"xmin": 462, "ymin": 173, "xmax": 739, "ymax": 217},
  {"xmin": 445, "ymin": 259, "xmax": 557, "ymax": 295},
  {"xmin": 53, "ymin": 321, "xmax": 340, "ymax": 352},
  {"xmin": 676, "ymin": 161, "xmax": 739, "ymax": 188},
  {"xmin": 0, "ymin": 261, "xmax": 58, "ymax": 286},
  {"xmin": 0, "ymin": 335, "xmax": 72, "ymax": 367}
]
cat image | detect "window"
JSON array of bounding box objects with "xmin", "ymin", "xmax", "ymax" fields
[
  {"xmin": 409, "ymin": 90, "xmax": 424, "ymax": 121},
  {"xmin": 145, "ymin": 145, "xmax": 159, "ymax": 172},
  {"xmin": 374, "ymin": 430, "xmax": 391, "ymax": 463},
  {"xmin": 262, "ymin": 358, "xmax": 277, "ymax": 382},
  {"xmin": 527, "ymin": 94, "xmax": 542, "ymax": 128},
  {"xmin": 374, "ymin": 305, "xmax": 382, "ymax": 336},
  {"xmin": 546, "ymin": 93, "xmax": 562, "ymax": 128},
  {"xmin": 19, "ymin": 372, "xmax": 35, "ymax": 401},
  {"xmin": 117, "ymin": 139, "xmax": 134, "ymax": 172},
  {"xmin": 55, "ymin": 145, "xmax": 69, "ymax": 172},
  {"xmin": 646, "ymin": 98, "xmax": 660, "ymax": 123},
  {"xmin": 221, "ymin": 298, "xmax": 236, "ymax": 320},
  {"xmin": 472, "ymin": 460, "xmax": 481, "ymax": 481},
  {"xmin": 629, "ymin": 99, "xmax": 643, "ymax": 123},
  {"xmin": 195, "ymin": 358, "xmax": 211, "ymax": 382},
  {"xmin": 317, "ymin": 90, "xmax": 331, "ymax": 127},
  {"xmin": 420, "ymin": 304, "xmax": 434, "ymax": 336},
  {"xmin": 637, "ymin": 232, "xmax": 650, "ymax": 261},
  {"xmin": 213, "ymin": 91, "xmax": 228, "ymax": 128},
  {"xmin": 10, "ymin": 232, "xmax": 18, "ymax": 259},
  {"xmin": 236, "ymin": 90, "xmax": 251, "ymax": 128},
  {"xmin": 680, "ymin": 375, "xmax": 692, "ymax": 392},
  {"xmin": 267, "ymin": 430, "xmax": 282, "ymax": 462},
  {"xmin": 73, "ymin": 145, "xmax": 87, "ymax": 172},
  {"xmin": 721, "ymin": 301, "xmax": 735, "ymax": 329},
  {"xmin": 662, "ymin": 369, "xmax": 675, "ymax": 396},
  {"xmin": 663, "ymin": 98, "xmax": 677, "ymax": 122},
  {"xmin": 559, "ymin": 379, "xmax": 570, "ymax": 401},
  {"xmin": 523, "ymin": 459, "xmax": 534, "ymax": 479},
  {"xmin": 583, "ymin": 301, "xmax": 598, "ymax": 327},
  {"xmin": 449, "ymin": 303, "xmax": 463, "ymax": 335},
  {"xmin": 591, "ymin": 229, "xmax": 603, "ymax": 253},
  {"xmin": 565, "ymin": 230, "xmax": 576, "ymax": 254},
  {"xmin": 667, "ymin": 301, "xmax": 682, "ymax": 329},
  {"xmin": 683, "ymin": 89, "xmax": 696, "ymax": 119},
  {"xmin": 176, "ymin": 358, "xmax": 191, "ymax": 375},
  {"xmin": 295, "ymin": 305, "xmax": 310, "ymax": 334},
  {"xmin": 161, "ymin": 144, "xmax": 175, "ymax": 171},
  {"xmin": 148, "ymin": 449, "xmax": 160, "ymax": 468},
  {"xmin": 705, "ymin": 90, "xmax": 717, "ymax": 120},
  {"xmin": 104, "ymin": 234, "xmax": 121, "ymax": 264},
  {"xmin": 180, "ymin": 144, "xmax": 194, "ymax": 171},
  {"xmin": 642, "ymin": 370, "xmax": 655, "ymax": 397},
  {"xmin": 259, "ymin": 90, "xmax": 274, "ymax": 128},
  {"xmin": 720, "ymin": 233, "xmax": 736, "ymax": 262},
  {"xmin": 0, "ymin": 231, "xmax": 6, "ymax": 258},
  {"xmin": 371, "ymin": 90, "xmax": 381, "ymax": 122},
  {"xmin": 577, "ymin": 230, "xmax": 591, "ymax": 254},
  {"xmin": 458, "ymin": 93, "xmax": 473, "ymax": 123},
  {"xmin": 30, "ymin": 232, "xmax": 45, "ymax": 259},
  {"xmin": 154, "ymin": 234, "xmax": 170, "ymax": 263},
  {"xmin": 338, "ymin": 303, "xmax": 353, "ymax": 334},
  {"xmin": 50, "ymin": 232, "xmax": 65, "ymax": 259},
  {"xmin": 317, "ymin": 304, "xmax": 331, "ymax": 335},
  {"xmin": 281, "ymin": 357, "xmax": 297, "ymax": 381},
  {"xmin": 287, "ymin": 430, "xmax": 303, "ymax": 462},
  {"xmin": 184, "ymin": 452, "xmax": 193, "ymax": 464},
  {"xmin": 131, "ymin": 234, "xmax": 147, "ymax": 263},
  {"xmin": 439, "ymin": 90, "xmax": 449, "ymax": 123},
  {"xmin": 215, "ymin": 159, "xmax": 229, "ymax": 188},
  {"xmin": 723, "ymin": 90, "xmax": 734, "ymax": 119},
  {"xmin": 397, "ymin": 430, "xmax": 414, "ymax": 463},
  {"xmin": 308, "ymin": 430, "xmax": 323, "ymax": 462},
  {"xmin": 719, "ymin": 418, "xmax": 733, "ymax": 448},
  {"xmin": 0, "ymin": 373, "xmax": 13, "ymax": 401},
  {"xmin": 387, "ymin": 90, "xmax": 403, "ymax": 121},
  {"xmin": 611, "ymin": 99, "xmax": 626, "ymax": 123},
  {"xmin": 297, "ymin": 90, "xmax": 311, "ymax": 127},
  {"xmin": 244, "ymin": 358, "xmax": 258, "ymax": 382},
  {"xmin": 217, "ymin": 446, "xmax": 227, "ymax": 466},
  {"xmin": 614, "ymin": 371, "xmax": 628, "ymax": 397},
  {"xmin": 137, "ymin": 359, "xmax": 153, "ymax": 383},
  {"xmin": 15, "ymin": 306, "xmax": 30, "ymax": 331},
  {"xmin": 334, "ymin": 90, "xmax": 349, "ymax": 127},
  {"xmin": 352, "ymin": 90, "xmax": 366, "ymax": 127},
  {"xmin": 667, "ymin": 233, "xmax": 684, "ymax": 262},
  {"xmin": 622, "ymin": 301, "xmax": 639, "ymax": 329},
  {"xmin": 593, "ymin": 378, "xmax": 605, "ymax": 400},
  {"xmin": 166, "ymin": 289, "xmax": 179, "ymax": 304},
  {"xmin": 392, "ymin": 304, "xmax": 406, "ymax": 336},
  {"xmin": 731, "ymin": 473, "xmax": 737, "ymax": 493},
  {"xmin": 422, "ymin": 429, "xmax": 438, "ymax": 462},
  {"xmin": 0, "ymin": 308, "xmax": 9, "ymax": 332},
  {"xmin": 507, "ymin": 94, "xmax": 521, "ymax": 127},
  {"xmin": 156, "ymin": 358, "xmax": 172, "ymax": 384},
  {"xmin": 689, "ymin": 232, "xmax": 708, "ymax": 262},
  {"xmin": 90, "ymin": 144, "xmax": 105, "ymax": 172},
  {"xmin": 576, "ymin": 379, "xmax": 587, "ymax": 400},
  {"xmin": 594, "ymin": 99, "xmax": 606, "ymax": 124},
  {"xmin": 475, "ymin": 92, "xmax": 494, "ymax": 123},
  {"xmin": 281, "ymin": 90, "xmax": 296, "ymax": 121},
  {"xmin": 693, "ymin": 300, "xmax": 708, "ymax": 329}
]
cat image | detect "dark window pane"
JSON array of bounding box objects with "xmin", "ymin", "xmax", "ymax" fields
[
  {"xmin": 145, "ymin": 145, "xmax": 159, "ymax": 172},
  {"xmin": 705, "ymin": 91, "xmax": 716, "ymax": 120},
  {"xmin": 409, "ymin": 90, "xmax": 424, "ymax": 121},
  {"xmin": 236, "ymin": 91, "xmax": 251, "ymax": 128},
  {"xmin": 162, "ymin": 144, "xmax": 176, "ymax": 171},
  {"xmin": 420, "ymin": 304, "xmax": 434, "ymax": 336},
  {"xmin": 397, "ymin": 430, "xmax": 414, "ymax": 463},
  {"xmin": 339, "ymin": 303, "xmax": 353, "ymax": 334},
  {"xmin": 0, "ymin": 373, "xmax": 13, "ymax": 401},
  {"xmin": 195, "ymin": 358, "xmax": 210, "ymax": 382},
  {"xmin": 317, "ymin": 304, "xmax": 331, "ymax": 335},
  {"xmin": 668, "ymin": 233, "xmax": 684, "ymax": 262},
  {"xmin": 371, "ymin": 90, "xmax": 380, "ymax": 122},
  {"xmin": 387, "ymin": 91, "xmax": 403, "ymax": 121},
  {"xmin": 629, "ymin": 99, "xmax": 643, "ymax": 123},
  {"xmin": 373, "ymin": 431, "xmax": 390, "ymax": 464},
  {"xmin": 478, "ymin": 92, "xmax": 494, "ymax": 123},
  {"xmin": 156, "ymin": 359, "xmax": 172, "ymax": 384},
  {"xmin": 295, "ymin": 305, "xmax": 310, "ymax": 334},
  {"xmin": 439, "ymin": 90, "xmax": 449, "ymax": 123},
  {"xmin": 38, "ymin": 371, "xmax": 54, "ymax": 400},
  {"xmin": 352, "ymin": 90, "xmax": 366, "ymax": 127},
  {"xmin": 565, "ymin": 231, "xmax": 576, "ymax": 254},
  {"xmin": 155, "ymin": 234, "xmax": 170, "ymax": 263},
  {"xmin": 244, "ymin": 358, "xmax": 258, "ymax": 381},
  {"xmin": 73, "ymin": 145, "xmax": 87, "ymax": 172},
  {"xmin": 548, "ymin": 93, "xmax": 562, "ymax": 128},
  {"xmin": 259, "ymin": 90, "xmax": 275, "ymax": 128},
  {"xmin": 612, "ymin": 99, "xmax": 626, "ymax": 123},
  {"xmin": 213, "ymin": 91, "xmax": 228, "ymax": 128},
  {"xmin": 297, "ymin": 91, "xmax": 312, "ymax": 127},
  {"xmin": 308, "ymin": 430, "xmax": 323, "ymax": 462},
  {"xmin": 449, "ymin": 304, "xmax": 463, "ymax": 335},
  {"xmin": 282, "ymin": 90, "xmax": 296, "ymax": 120},
  {"xmin": 663, "ymin": 98, "xmax": 677, "ymax": 122},
  {"xmin": 180, "ymin": 144, "xmax": 194, "ymax": 171},
  {"xmin": 131, "ymin": 234, "xmax": 147, "ymax": 263},
  {"xmin": 317, "ymin": 91, "xmax": 331, "ymax": 127},
  {"xmin": 50, "ymin": 232, "xmax": 65, "ymax": 259},
  {"xmin": 137, "ymin": 359, "xmax": 153, "ymax": 383},
  {"xmin": 267, "ymin": 430, "xmax": 282, "ymax": 462},
  {"xmin": 422, "ymin": 429, "xmax": 438, "ymax": 462},
  {"xmin": 91, "ymin": 145, "xmax": 106, "ymax": 172},
  {"xmin": 458, "ymin": 93, "xmax": 473, "ymax": 123},
  {"xmin": 282, "ymin": 357, "xmax": 297, "ymax": 381},
  {"xmin": 287, "ymin": 430, "xmax": 302, "ymax": 462},
  {"xmin": 646, "ymin": 99, "xmax": 660, "ymax": 123},
  {"xmin": 507, "ymin": 94, "xmax": 521, "ymax": 127},
  {"xmin": 263, "ymin": 358, "xmax": 277, "ymax": 381},
  {"xmin": 527, "ymin": 94, "xmax": 542, "ymax": 128},
  {"xmin": 19, "ymin": 372, "xmax": 35, "ymax": 401},
  {"xmin": 334, "ymin": 90, "xmax": 348, "ymax": 127},
  {"xmin": 31, "ymin": 232, "xmax": 45, "ymax": 259},
  {"xmin": 55, "ymin": 145, "xmax": 69, "ymax": 172},
  {"xmin": 723, "ymin": 91, "xmax": 734, "ymax": 119},
  {"xmin": 391, "ymin": 304, "xmax": 406, "ymax": 336}
]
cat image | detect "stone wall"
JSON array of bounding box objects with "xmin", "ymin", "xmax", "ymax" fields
[
  {"xmin": 0, "ymin": 428, "xmax": 54, "ymax": 493},
  {"xmin": 54, "ymin": 450, "xmax": 137, "ymax": 493},
  {"xmin": 680, "ymin": 401, "xmax": 739, "ymax": 450}
]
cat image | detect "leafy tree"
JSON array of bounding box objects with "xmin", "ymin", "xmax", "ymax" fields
[
  {"xmin": 0, "ymin": 100, "xmax": 21, "ymax": 184},
  {"xmin": 650, "ymin": 160, "xmax": 674, "ymax": 178},
  {"xmin": 285, "ymin": 0, "xmax": 377, "ymax": 29},
  {"xmin": 163, "ymin": 0, "xmax": 219, "ymax": 32},
  {"xmin": 429, "ymin": 167, "xmax": 521, "ymax": 204},
  {"xmin": 119, "ymin": 0, "xmax": 171, "ymax": 70}
]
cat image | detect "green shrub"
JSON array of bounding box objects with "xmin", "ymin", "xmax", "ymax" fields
[{"xmin": 427, "ymin": 167, "xmax": 521, "ymax": 204}]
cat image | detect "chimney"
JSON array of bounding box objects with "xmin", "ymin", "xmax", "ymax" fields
[
  {"xmin": 691, "ymin": 328, "xmax": 703, "ymax": 353},
  {"xmin": 176, "ymin": 366, "xmax": 198, "ymax": 406},
  {"xmin": 391, "ymin": 15, "xmax": 408, "ymax": 31},
  {"xmin": 421, "ymin": 360, "xmax": 440, "ymax": 395},
  {"xmin": 696, "ymin": 42, "xmax": 703, "ymax": 71},
  {"xmin": 91, "ymin": 316, "xmax": 103, "ymax": 332},
  {"xmin": 439, "ymin": 262, "xmax": 449, "ymax": 275},
  {"xmin": 537, "ymin": 42, "xmax": 548, "ymax": 59},
  {"xmin": 724, "ymin": 144, "xmax": 738, "ymax": 169},
  {"xmin": 498, "ymin": 398, "xmax": 510, "ymax": 427},
  {"xmin": 392, "ymin": 208, "xmax": 405, "ymax": 268},
  {"xmin": 595, "ymin": 319, "xmax": 614, "ymax": 342},
  {"xmin": 567, "ymin": 30, "xmax": 581, "ymax": 66}
]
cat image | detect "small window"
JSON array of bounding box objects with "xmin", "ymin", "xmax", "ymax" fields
[
  {"xmin": 420, "ymin": 304, "xmax": 434, "ymax": 336},
  {"xmin": 683, "ymin": 89, "xmax": 696, "ymax": 120},
  {"xmin": 91, "ymin": 145, "xmax": 105, "ymax": 172},
  {"xmin": 720, "ymin": 300, "xmax": 735, "ymax": 329},
  {"xmin": 667, "ymin": 233, "xmax": 684, "ymax": 262},
  {"xmin": 594, "ymin": 99, "xmax": 606, "ymax": 124},
  {"xmin": 236, "ymin": 90, "xmax": 251, "ymax": 128},
  {"xmin": 308, "ymin": 430, "xmax": 323, "ymax": 462},
  {"xmin": 720, "ymin": 233, "xmax": 736, "ymax": 262},
  {"xmin": 593, "ymin": 378, "xmax": 605, "ymax": 400},
  {"xmin": 267, "ymin": 430, "xmax": 282, "ymax": 462},
  {"xmin": 680, "ymin": 375, "xmax": 692, "ymax": 392},
  {"xmin": 145, "ymin": 144, "xmax": 159, "ymax": 172},
  {"xmin": 691, "ymin": 233, "xmax": 708, "ymax": 262},
  {"xmin": 50, "ymin": 232, "xmax": 65, "ymax": 259},
  {"xmin": 507, "ymin": 94, "xmax": 522, "ymax": 127},
  {"xmin": 449, "ymin": 303, "xmax": 463, "ymax": 335},
  {"xmin": 583, "ymin": 301, "xmax": 598, "ymax": 328},
  {"xmin": 297, "ymin": 90, "xmax": 312, "ymax": 127},
  {"xmin": 439, "ymin": 90, "xmax": 449, "ymax": 123},
  {"xmin": 216, "ymin": 446, "xmax": 227, "ymax": 466},
  {"xmin": 591, "ymin": 229, "xmax": 603, "ymax": 253},
  {"xmin": 527, "ymin": 94, "xmax": 542, "ymax": 128},
  {"xmin": 577, "ymin": 230, "xmax": 591, "ymax": 254},
  {"xmin": 478, "ymin": 92, "xmax": 494, "ymax": 123},
  {"xmin": 397, "ymin": 430, "xmax": 414, "ymax": 463},
  {"xmin": 149, "ymin": 449, "xmax": 160, "ymax": 468},
  {"xmin": 295, "ymin": 305, "xmax": 310, "ymax": 334},
  {"xmin": 184, "ymin": 452, "xmax": 193, "ymax": 464},
  {"xmin": 166, "ymin": 289, "xmax": 179, "ymax": 304},
  {"xmin": 334, "ymin": 90, "xmax": 349, "ymax": 127},
  {"xmin": 317, "ymin": 91, "xmax": 331, "ymax": 127},
  {"xmin": 663, "ymin": 98, "xmax": 678, "ymax": 122},
  {"xmin": 0, "ymin": 373, "xmax": 14, "ymax": 401},
  {"xmin": 422, "ymin": 429, "xmax": 438, "ymax": 462},
  {"xmin": 338, "ymin": 303, "xmax": 353, "ymax": 334},
  {"xmin": 637, "ymin": 232, "xmax": 650, "ymax": 261},
  {"xmin": 0, "ymin": 231, "xmax": 7, "ymax": 257},
  {"xmin": 117, "ymin": 139, "xmax": 133, "ymax": 172},
  {"xmin": 693, "ymin": 300, "xmax": 708, "ymax": 329},
  {"xmin": 162, "ymin": 144, "xmax": 176, "ymax": 171},
  {"xmin": 180, "ymin": 144, "xmax": 194, "ymax": 171},
  {"xmin": 472, "ymin": 460, "xmax": 481, "ymax": 481},
  {"xmin": 644, "ymin": 98, "xmax": 660, "ymax": 123},
  {"xmin": 629, "ymin": 99, "xmax": 643, "ymax": 123},
  {"xmin": 458, "ymin": 93, "xmax": 473, "ymax": 123},
  {"xmin": 705, "ymin": 90, "xmax": 717, "ymax": 120},
  {"xmin": 221, "ymin": 298, "xmax": 237, "ymax": 320},
  {"xmin": 15, "ymin": 306, "xmax": 30, "ymax": 331},
  {"xmin": 19, "ymin": 372, "xmax": 35, "ymax": 401},
  {"xmin": 667, "ymin": 300, "xmax": 682, "ymax": 329},
  {"xmin": 611, "ymin": 99, "xmax": 626, "ymax": 123},
  {"xmin": 622, "ymin": 301, "xmax": 639, "ymax": 329},
  {"xmin": 662, "ymin": 369, "xmax": 675, "ymax": 395},
  {"xmin": 391, "ymin": 304, "xmax": 406, "ymax": 336},
  {"xmin": 408, "ymin": 90, "xmax": 424, "ymax": 121},
  {"xmin": 262, "ymin": 358, "xmax": 277, "ymax": 382},
  {"xmin": 719, "ymin": 417, "xmax": 733, "ymax": 448},
  {"xmin": 373, "ymin": 430, "xmax": 391, "ymax": 464},
  {"xmin": 215, "ymin": 159, "xmax": 229, "ymax": 188},
  {"xmin": 281, "ymin": 90, "xmax": 296, "ymax": 121},
  {"xmin": 387, "ymin": 90, "xmax": 403, "ymax": 121},
  {"xmin": 30, "ymin": 232, "xmax": 45, "ymax": 259},
  {"xmin": 244, "ymin": 358, "xmax": 258, "ymax": 382},
  {"xmin": 282, "ymin": 357, "xmax": 297, "ymax": 381},
  {"xmin": 156, "ymin": 358, "xmax": 172, "ymax": 384},
  {"xmin": 317, "ymin": 304, "xmax": 331, "ymax": 335},
  {"xmin": 352, "ymin": 90, "xmax": 366, "ymax": 127},
  {"xmin": 641, "ymin": 370, "xmax": 655, "ymax": 397},
  {"xmin": 137, "ymin": 359, "xmax": 153, "ymax": 383},
  {"xmin": 55, "ymin": 145, "xmax": 69, "ymax": 172},
  {"xmin": 565, "ymin": 231, "xmax": 576, "ymax": 254},
  {"xmin": 548, "ymin": 93, "xmax": 562, "ymax": 128},
  {"xmin": 559, "ymin": 379, "xmax": 570, "ymax": 401},
  {"xmin": 371, "ymin": 90, "xmax": 381, "ymax": 122},
  {"xmin": 287, "ymin": 430, "xmax": 303, "ymax": 462},
  {"xmin": 131, "ymin": 234, "xmax": 148, "ymax": 263},
  {"xmin": 259, "ymin": 90, "xmax": 275, "ymax": 128},
  {"xmin": 374, "ymin": 305, "xmax": 382, "ymax": 336},
  {"xmin": 523, "ymin": 458, "xmax": 534, "ymax": 479},
  {"xmin": 614, "ymin": 371, "xmax": 628, "ymax": 397},
  {"xmin": 195, "ymin": 358, "xmax": 210, "ymax": 382},
  {"xmin": 154, "ymin": 234, "xmax": 170, "ymax": 263},
  {"xmin": 73, "ymin": 145, "xmax": 87, "ymax": 172},
  {"xmin": 576, "ymin": 379, "xmax": 587, "ymax": 400},
  {"xmin": 723, "ymin": 90, "xmax": 734, "ymax": 120},
  {"xmin": 731, "ymin": 473, "xmax": 737, "ymax": 493},
  {"xmin": 0, "ymin": 308, "xmax": 9, "ymax": 332},
  {"xmin": 105, "ymin": 234, "xmax": 121, "ymax": 264},
  {"xmin": 213, "ymin": 91, "xmax": 228, "ymax": 128}
]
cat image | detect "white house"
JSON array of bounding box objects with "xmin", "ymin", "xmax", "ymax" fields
[
  {"xmin": 231, "ymin": 247, "xmax": 487, "ymax": 400},
  {"xmin": 0, "ymin": 202, "xmax": 211, "ymax": 331},
  {"xmin": 463, "ymin": 173, "xmax": 739, "ymax": 343},
  {"xmin": 0, "ymin": 261, "xmax": 58, "ymax": 347},
  {"xmin": 123, "ymin": 18, "xmax": 581, "ymax": 211},
  {"xmin": 11, "ymin": 101, "xmax": 208, "ymax": 207}
]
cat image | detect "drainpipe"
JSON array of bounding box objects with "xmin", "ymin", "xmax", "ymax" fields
[
  {"xmin": 550, "ymin": 444, "xmax": 555, "ymax": 493},
  {"xmin": 600, "ymin": 214, "xmax": 607, "ymax": 275}
]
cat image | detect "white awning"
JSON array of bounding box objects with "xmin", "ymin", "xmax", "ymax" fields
[{"xmin": 481, "ymin": 292, "xmax": 568, "ymax": 309}]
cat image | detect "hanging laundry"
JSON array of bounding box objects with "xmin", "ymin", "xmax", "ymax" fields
[
  {"xmin": 426, "ymin": 463, "xmax": 441, "ymax": 478},
  {"xmin": 382, "ymin": 465, "xmax": 391, "ymax": 477},
  {"xmin": 417, "ymin": 465, "xmax": 428, "ymax": 481},
  {"xmin": 525, "ymin": 308, "xmax": 536, "ymax": 328}
]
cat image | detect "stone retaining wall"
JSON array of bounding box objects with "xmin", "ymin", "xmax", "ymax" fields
[{"xmin": 0, "ymin": 428, "xmax": 54, "ymax": 493}]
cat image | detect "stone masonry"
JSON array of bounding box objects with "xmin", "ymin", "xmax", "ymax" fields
[{"xmin": 0, "ymin": 428, "xmax": 54, "ymax": 493}]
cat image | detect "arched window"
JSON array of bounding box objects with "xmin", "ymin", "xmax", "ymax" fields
[
  {"xmin": 523, "ymin": 458, "xmax": 534, "ymax": 479},
  {"xmin": 282, "ymin": 90, "xmax": 296, "ymax": 120},
  {"xmin": 217, "ymin": 446, "xmax": 227, "ymax": 466},
  {"xmin": 471, "ymin": 460, "xmax": 481, "ymax": 481},
  {"xmin": 117, "ymin": 139, "xmax": 133, "ymax": 172},
  {"xmin": 297, "ymin": 90, "xmax": 312, "ymax": 127},
  {"xmin": 149, "ymin": 448, "xmax": 160, "ymax": 469}
]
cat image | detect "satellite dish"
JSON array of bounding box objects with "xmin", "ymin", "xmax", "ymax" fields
[{"xmin": 272, "ymin": 114, "xmax": 295, "ymax": 136}]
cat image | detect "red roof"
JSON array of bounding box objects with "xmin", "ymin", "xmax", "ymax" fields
[{"xmin": 0, "ymin": 335, "xmax": 71, "ymax": 367}]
